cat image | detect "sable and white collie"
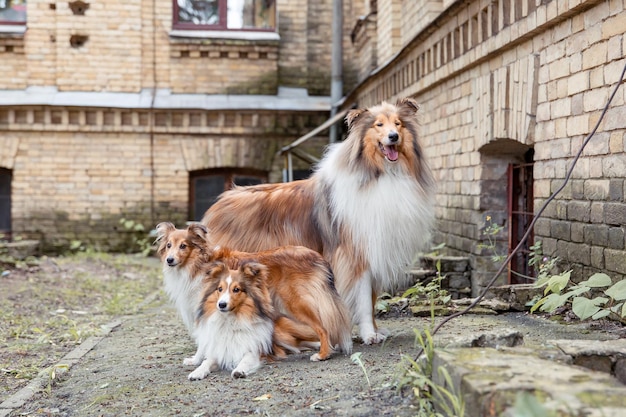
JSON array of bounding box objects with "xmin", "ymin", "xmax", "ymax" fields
[
  {"xmin": 155, "ymin": 222, "xmax": 352, "ymax": 365},
  {"xmin": 202, "ymin": 98, "xmax": 436, "ymax": 344},
  {"xmin": 189, "ymin": 261, "xmax": 318, "ymax": 379}
]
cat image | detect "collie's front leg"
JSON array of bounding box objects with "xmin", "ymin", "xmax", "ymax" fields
[
  {"xmin": 231, "ymin": 352, "xmax": 262, "ymax": 379},
  {"xmin": 348, "ymin": 275, "xmax": 387, "ymax": 345}
]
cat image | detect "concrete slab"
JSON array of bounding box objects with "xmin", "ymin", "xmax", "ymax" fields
[{"xmin": 433, "ymin": 347, "xmax": 626, "ymax": 417}]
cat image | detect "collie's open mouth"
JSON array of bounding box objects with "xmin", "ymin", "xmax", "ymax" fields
[{"xmin": 379, "ymin": 143, "xmax": 399, "ymax": 162}]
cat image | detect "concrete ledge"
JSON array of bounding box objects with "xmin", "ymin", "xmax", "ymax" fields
[{"xmin": 433, "ymin": 347, "xmax": 626, "ymax": 417}]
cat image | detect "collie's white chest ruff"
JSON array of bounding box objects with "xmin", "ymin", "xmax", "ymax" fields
[{"xmin": 318, "ymin": 145, "xmax": 434, "ymax": 293}]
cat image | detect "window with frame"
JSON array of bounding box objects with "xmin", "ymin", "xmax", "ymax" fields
[
  {"xmin": 173, "ymin": 0, "xmax": 276, "ymax": 31},
  {"xmin": 0, "ymin": 0, "xmax": 26, "ymax": 25}
]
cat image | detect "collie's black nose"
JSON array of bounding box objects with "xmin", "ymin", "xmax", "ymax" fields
[
  {"xmin": 218, "ymin": 301, "xmax": 227, "ymax": 309},
  {"xmin": 166, "ymin": 257, "xmax": 175, "ymax": 265},
  {"xmin": 388, "ymin": 131, "xmax": 399, "ymax": 142}
]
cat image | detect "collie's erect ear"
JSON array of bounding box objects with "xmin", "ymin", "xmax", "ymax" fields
[
  {"xmin": 396, "ymin": 97, "xmax": 420, "ymax": 114},
  {"xmin": 155, "ymin": 222, "xmax": 175, "ymax": 242},
  {"xmin": 239, "ymin": 262, "xmax": 268, "ymax": 281},
  {"xmin": 345, "ymin": 108, "xmax": 368, "ymax": 130}
]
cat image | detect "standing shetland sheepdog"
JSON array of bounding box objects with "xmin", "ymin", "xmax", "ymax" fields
[
  {"xmin": 155, "ymin": 222, "xmax": 352, "ymax": 366},
  {"xmin": 189, "ymin": 261, "xmax": 318, "ymax": 379},
  {"xmin": 202, "ymin": 98, "xmax": 435, "ymax": 345}
]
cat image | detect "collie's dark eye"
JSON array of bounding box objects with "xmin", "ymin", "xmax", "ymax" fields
[
  {"xmin": 233, "ymin": 287, "xmax": 240, "ymax": 293},
  {"xmin": 179, "ymin": 243, "xmax": 186, "ymax": 249},
  {"xmin": 376, "ymin": 122, "xmax": 383, "ymax": 127},
  {"xmin": 166, "ymin": 242, "xmax": 172, "ymax": 249},
  {"xmin": 395, "ymin": 121, "xmax": 401, "ymax": 126},
  {"xmin": 218, "ymin": 286, "xmax": 223, "ymax": 292}
]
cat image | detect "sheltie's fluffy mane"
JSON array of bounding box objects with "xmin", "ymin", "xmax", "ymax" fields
[
  {"xmin": 189, "ymin": 261, "xmax": 275, "ymax": 379},
  {"xmin": 203, "ymin": 97, "xmax": 436, "ymax": 345}
]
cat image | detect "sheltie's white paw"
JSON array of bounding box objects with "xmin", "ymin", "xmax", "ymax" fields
[{"xmin": 183, "ymin": 356, "xmax": 201, "ymax": 366}]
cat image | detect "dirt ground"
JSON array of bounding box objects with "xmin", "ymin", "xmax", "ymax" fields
[{"xmin": 1, "ymin": 253, "xmax": 624, "ymax": 417}]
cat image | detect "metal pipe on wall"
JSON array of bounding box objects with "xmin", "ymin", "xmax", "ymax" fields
[{"xmin": 329, "ymin": 0, "xmax": 343, "ymax": 143}]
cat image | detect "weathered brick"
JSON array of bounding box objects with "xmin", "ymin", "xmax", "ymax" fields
[
  {"xmin": 584, "ymin": 179, "xmax": 610, "ymax": 200},
  {"xmin": 568, "ymin": 201, "xmax": 591, "ymax": 222},
  {"xmin": 609, "ymin": 179, "xmax": 625, "ymax": 201},
  {"xmin": 608, "ymin": 227, "xmax": 625, "ymax": 250},
  {"xmin": 605, "ymin": 249, "xmax": 626, "ymax": 274},
  {"xmin": 571, "ymin": 223, "xmax": 584, "ymax": 243},
  {"xmin": 605, "ymin": 203, "xmax": 626, "ymax": 226},
  {"xmin": 551, "ymin": 220, "xmax": 571, "ymax": 240},
  {"xmin": 590, "ymin": 246, "xmax": 605, "ymax": 269},
  {"xmin": 583, "ymin": 224, "xmax": 609, "ymax": 246},
  {"xmin": 582, "ymin": 41, "xmax": 608, "ymax": 70}
]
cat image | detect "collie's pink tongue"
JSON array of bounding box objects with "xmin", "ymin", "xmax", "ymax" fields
[{"xmin": 384, "ymin": 145, "xmax": 399, "ymax": 161}]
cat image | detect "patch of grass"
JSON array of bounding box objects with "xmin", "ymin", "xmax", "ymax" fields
[{"xmin": 0, "ymin": 252, "xmax": 162, "ymax": 398}]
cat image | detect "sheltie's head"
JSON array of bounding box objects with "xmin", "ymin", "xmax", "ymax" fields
[
  {"xmin": 155, "ymin": 222, "xmax": 208, "ymax": 269},
  {"xmin": 199, "ymin": 261, "xmax": 275, "ymax": 320},
  {"xmin": 344, "ymin": 97, "xmax": 431, "ymax": 184}
]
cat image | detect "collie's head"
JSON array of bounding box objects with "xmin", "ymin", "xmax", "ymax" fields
[
  {"xmin": 199, "ymin": 261, "xmax": 275, "ymax": 320},
  {"xmin": 343, "ymin": 97, "xmax": 431, "ymax": 184},
  {"xmin": 155, "ymin": 222, "xmax": 209, "ymax": 269}
]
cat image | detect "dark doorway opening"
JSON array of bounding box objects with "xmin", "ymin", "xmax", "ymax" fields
[{"xmin": 507, "ymin": 149, "xmax": 534, "ymax": 284}]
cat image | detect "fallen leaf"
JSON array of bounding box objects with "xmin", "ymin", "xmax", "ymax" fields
[{"xmin": 252, "ymin": 393, "xmax": 272, "ymax": 401}]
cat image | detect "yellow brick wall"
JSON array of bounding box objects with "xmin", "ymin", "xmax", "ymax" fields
[{"xmin": 0, "ymin": 0, "xmax": 336, "ymax": 95}]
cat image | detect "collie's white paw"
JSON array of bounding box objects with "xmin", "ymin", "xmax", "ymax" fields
[
  {"xmin": 310, "ymin": 353, "xmax": 322, "ymax": 362},
  {"xmin": 183, "ymin": 357, "xmax": 200, "ymax": 366},
  {"xmin": 361, "ymin": 331, "xmax": 387, "ymax": 345}
]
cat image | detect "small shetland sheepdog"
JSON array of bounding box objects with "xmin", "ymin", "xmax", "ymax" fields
[
  {"xmin": 188, "ymin": 261, "xmax": 318, "ymax": 380},
  {"xmin": 202, "ymin": 98, "xmax": 436, "ymax": 345},
  {"xmin": 155, "ymin": 222, "xmax": 352, "ymax": 367}
]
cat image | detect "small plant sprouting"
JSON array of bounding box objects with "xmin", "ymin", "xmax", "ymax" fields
[
  {"xmin": 45, "ymin": 363, "xmax": 69, "ymax": 395},
  {"xmin": 350, "ymin": 352, "xmax": 371, "ymax": 390},
  {"xmin": 477, "ymin": 215, "xmax": 507, "ymax": 264},
  {"xmin": 396, "ymin": 329, "xmax": 465, "ymax": 417}
]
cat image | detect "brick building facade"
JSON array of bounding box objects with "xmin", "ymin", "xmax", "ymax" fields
[
  {"xmin": 0, "ymin": 0, "xmax": 359, "ymax": 252},
  {"xmin": 345, "ymin": 0, "xmax": 626, "ymax": 293},
  {"xmin": 0, "ymin": 0, "xmax": 624, "ymax": 294}
]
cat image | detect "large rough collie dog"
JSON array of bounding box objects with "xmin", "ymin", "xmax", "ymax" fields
[
  {"xmin": 155, "ymin": 222, "xmax": 352, "ymax": 364},
  {"xmin": 202, "ymin": 98, "xmax": 435, "ymax": 344},
  {"xmin": 189, "ymin": 261, "xmax": 318, "ymax": 379}
]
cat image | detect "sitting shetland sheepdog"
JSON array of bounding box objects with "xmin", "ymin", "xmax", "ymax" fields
[
  {"xmin": 188, "ymin": 261, "xmax": 318, "ymax": 379},
  {"xmin": 202, "ymin": 98, "xmax": 436, "ymax": 345},
  {"xmin": 155, "ymin": 222, "xmax": 352, "ymax": 367}
]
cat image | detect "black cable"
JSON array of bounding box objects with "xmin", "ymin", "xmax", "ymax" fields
[{"xmin": 415, "ymin": 59, "xmax": 626, "ymax": 358}]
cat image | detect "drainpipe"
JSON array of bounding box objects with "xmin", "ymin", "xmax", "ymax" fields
[{"xmin": 329, "ymin": 0, "xmax": 343, "ymax": 143}]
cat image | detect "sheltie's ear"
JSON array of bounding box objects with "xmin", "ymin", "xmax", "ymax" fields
[
  {"xmin": 239, "ymin": 262, "xmax": 268, "ymax": 281},
  {"xmin": 396, "ymin": 97, "xmax": 420, "ymax": 114},
  {"xmin": 187, "ymin": 223, "xmax": 208, "ymax": 247},
  {"xmin": 345, "ymin": 108, "xmax": 368, "ymax": 130},
  {"xmin": 155, "ymin": 222, "xmax": 175, "ymax": 243},
  {"xmin": 204, "ymin": 261, "xmax": 228, "ymax": 283}
]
